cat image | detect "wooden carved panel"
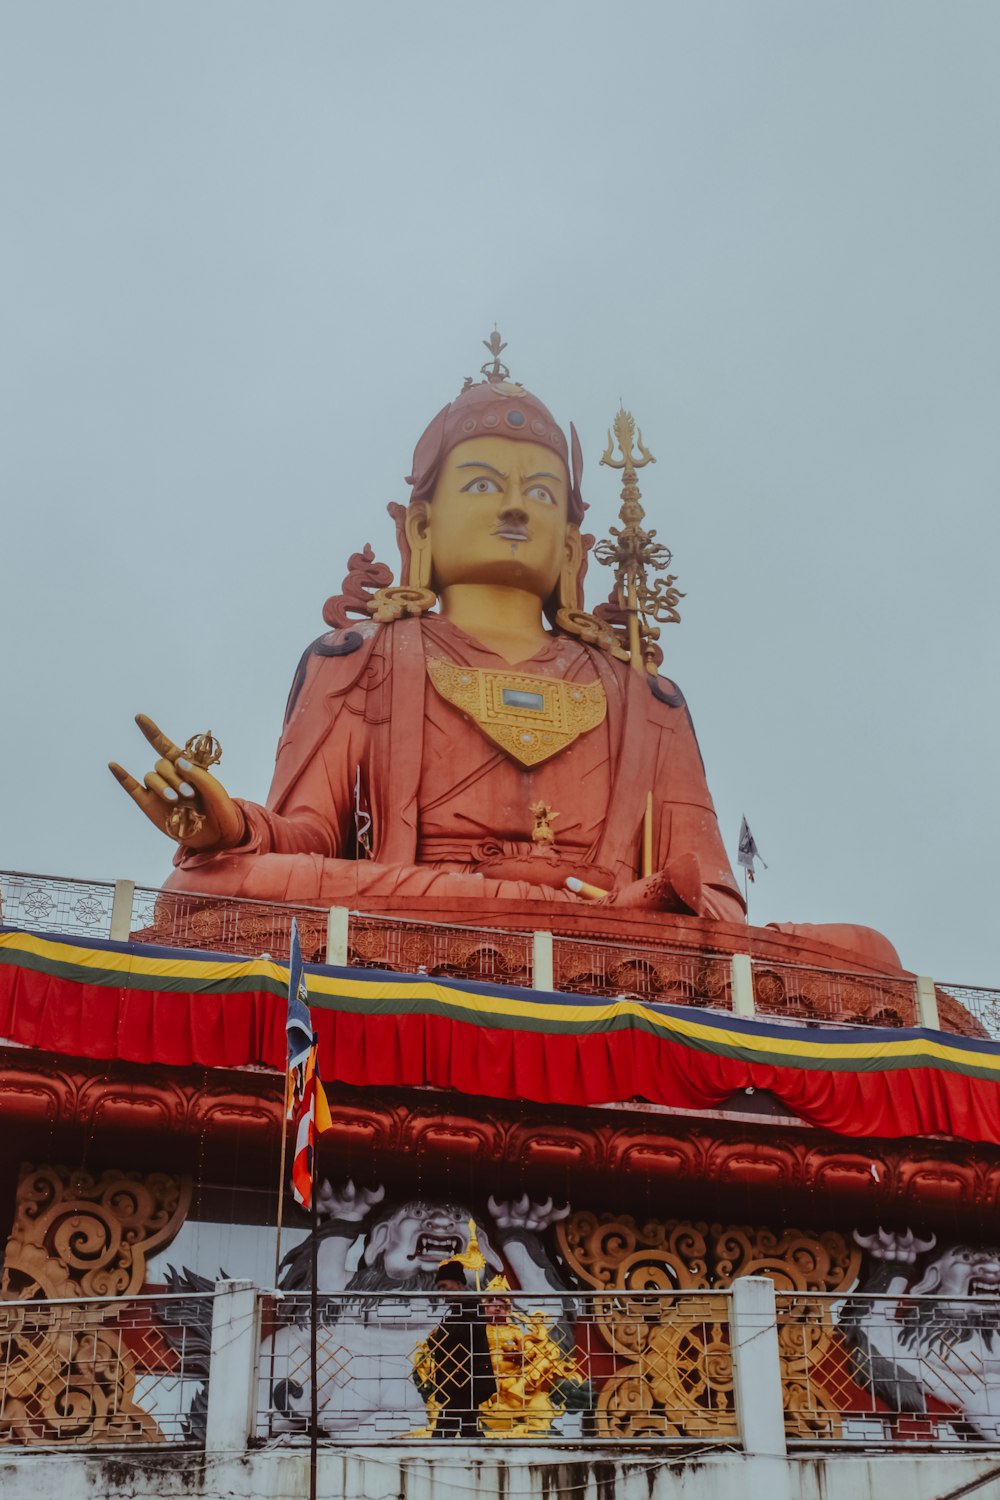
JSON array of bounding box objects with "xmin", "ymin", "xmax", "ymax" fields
[
  {"xmin": 0, "ymin": 1165, "xmax": 192, "ymax": 1447},
  {"xmin": 557, "ymin": 1212, "xmax": 858, "ymax": 1441},
  {"xmin": 1, "ymin": 1164, "xmax": 192, "ymax": 1301}
]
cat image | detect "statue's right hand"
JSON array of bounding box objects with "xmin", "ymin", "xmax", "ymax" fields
[{"xmin": 108, "ymin": 714, "xmax": 244, "ymax": 852}]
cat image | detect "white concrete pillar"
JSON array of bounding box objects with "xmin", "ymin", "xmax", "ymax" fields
[
  {"xmin": 532, "ymin": 930, "xmax": 554, "ymax": 992},
  {"xmin": 916, "ymin": 975, "xmax": 940, "ymax": 1031},
  {"xmin": 204, "ymin": 1279, "xmax": 259, "ymax": 1455},
  {"xmin": 731, "ymin": 953, "xmax": 755, "ymax": 1017},
  {"xmin": 109, "ymin": 879, "xmax": 135, "ymax": 942},
  {"xmin": 730, "ymin": 1274, "xmax": 786, "ymax": 1456},
  {"xmin": 325, "ymin": 906, "xmax": 349, "ymax": 967}
]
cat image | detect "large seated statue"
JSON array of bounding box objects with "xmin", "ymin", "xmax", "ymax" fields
[{"xmin": 110, "ymin": 339, "xmax": 899, "ymax": 972}]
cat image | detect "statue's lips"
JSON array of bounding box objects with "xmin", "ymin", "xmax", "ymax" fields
[
  {"xmin": 409, "ymin": 1232, "xmax": 463, "ymax": 1262},
  {"xmin": 493, "ymin": 526, "xmax": 530, "ymax": 542}
]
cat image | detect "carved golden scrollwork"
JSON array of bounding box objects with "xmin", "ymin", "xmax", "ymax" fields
[
  {"xmin": 367, "ymin": 584, "xmax": 437, "ymax": 622},
  {"xmin": 2, "ymin": 1165, "xmax": 192, "ymax": 1302},
  {"xmin": 0, "ymin": 1301, "xmax": 163, "ymax": 1445},
  {"xmin": 0, "ymin": 1165, "xmax": 192, "ymax": 1447},
  {"xmin": 557, "ymin": 1213, "xmax": 856, "ymax": 1441}
]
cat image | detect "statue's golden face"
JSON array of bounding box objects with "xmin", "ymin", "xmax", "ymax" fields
[{"xmin": 422, "ymin": 437, "xmax": 571, "ymax": 597}]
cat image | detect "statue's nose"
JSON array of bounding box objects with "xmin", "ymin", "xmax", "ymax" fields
[{"xmin": 497, "ymin": 503, "xmax": 529, "ymax": 526}]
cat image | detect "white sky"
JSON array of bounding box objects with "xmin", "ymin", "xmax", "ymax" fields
[{"xmin": 2, "ymin": 2, "xmax": 997, "ymax": 985}]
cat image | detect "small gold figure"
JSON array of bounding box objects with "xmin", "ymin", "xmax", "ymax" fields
[{"xmin": 529, "ymin": 802, "xmax": 559, "ymax": 847}]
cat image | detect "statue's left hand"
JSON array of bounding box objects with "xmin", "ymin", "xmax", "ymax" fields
[
  {"xmin": 598, "ymin": 853, "xmax": 706, "ymax": 915},
  {"xmin": 108, "ymin": 714, "xmax": 245, "ymax": 852}
]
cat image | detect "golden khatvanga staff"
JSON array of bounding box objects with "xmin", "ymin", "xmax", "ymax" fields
[{"xmin": 571, "ymin": 408, "xmax": 687, "ymax": 888}]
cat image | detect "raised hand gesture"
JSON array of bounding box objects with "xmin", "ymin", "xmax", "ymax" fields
[{"xmin": 108, "ymin": 714, "xmax": 244, "ymax": 852}]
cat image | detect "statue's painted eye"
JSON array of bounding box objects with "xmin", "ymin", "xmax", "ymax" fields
[
  {"xmin": 461, "ymin": 476, "xmax": 502, "ymax": 495},
  {"xmin": 527, "ymin": 485, "xmax": 555, "ymax": 506}
]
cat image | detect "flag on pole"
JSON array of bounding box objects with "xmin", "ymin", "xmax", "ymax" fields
[
  {"xmin": 285, "ymin": 920, "xmax": 332, "ymax": 1210},
  {"xmin": 286, "ymin": 920, "xmax": 313, "ymax": 1081},
  {"xmin": 737, "ymin": 817, "xmax": 767, "ymax": 883},
  {"xmin": 290, "ymin": 1045, "xmax": 332, "ymax": 1210}
]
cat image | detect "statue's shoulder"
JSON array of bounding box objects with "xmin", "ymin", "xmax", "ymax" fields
[
  {"xmin": 282, "ymin": 622, "xmax": 382, "ymax": 725},
  {"xmin": 647, "ymin": 673, "xmax": 687, "ymax": 710}
]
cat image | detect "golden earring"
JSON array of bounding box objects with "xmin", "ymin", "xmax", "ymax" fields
[
  {"xmin": 368, "ymin": 503, "xmax": 437, "ymax": 622},
  {"xmin": 554, "ymin": 528, "xmax": 630, "ymax": 660},
  {"xmin": 408, "ymin": 529, "xmax": 433, "ymax": 592}
]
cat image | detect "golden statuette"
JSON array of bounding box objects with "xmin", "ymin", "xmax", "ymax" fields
[
  {"xmin": 595, "ymin": 407, "xmax": 685, "ymax": 675},
  {"xmin": 529, "ymin": 802, "xmax": 559, "ymax": 846},
  {"xmin": 164, "ymin": 731, "xmax": 222, "ymax": 842}
]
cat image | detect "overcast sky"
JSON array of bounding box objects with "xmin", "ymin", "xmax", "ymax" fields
[{"xmin": 2, "ymin": 2, "xmax": 997, "ymax": 985}]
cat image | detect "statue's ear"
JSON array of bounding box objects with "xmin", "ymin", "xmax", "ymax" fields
[
  {"xmin": 403, "ymin": 501, "xmax": 433, "ymax": 592},
  {"xmin": 911, "ymin": 1262, "xmax": 941, "ymax": 1294},
  {"xmin": 363, "ymin": 1219, "xmax": 389, "ymax": 1266},
  {"xmin": 558, "ymin": 525, "xmax": 584, "ymax": 612},
  {"xmin": 405, "ymin": 499, "xmax": 431, "ymax": 547}
]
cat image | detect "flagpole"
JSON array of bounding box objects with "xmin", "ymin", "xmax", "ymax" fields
[
  {"xmin": 743, "ymin": 866, "xmax": 749, "ymax": 922},
  {"xmin": 309, "ymin": 1058, "xmax": 320, "ymax": 1500},
  {"xmin": 273, "ymin": 1074, "xmax": 290, "ymax": 1287}
]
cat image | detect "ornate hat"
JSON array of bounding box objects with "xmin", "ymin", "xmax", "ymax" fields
[{"xmin": 405, "ymin": 332, "xmax": 586, "ymax": 525}]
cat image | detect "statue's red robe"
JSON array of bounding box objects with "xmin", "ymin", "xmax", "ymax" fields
[{"xmin": 168, "ymin": 616, "xmax": 746, "ymax": 922}]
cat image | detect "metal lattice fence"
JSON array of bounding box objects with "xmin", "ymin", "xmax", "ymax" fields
[
  {"xmin": 257, "ymin": 1289, "xmax": 735, "ymax": 1445},
  {"xmin": 776, "ymin": 1290, "xmax": 1000, "ymax": 1447},
  {"xmin": 0, "ymin": 1293, "xmax": 214, "ymax": 1448}
]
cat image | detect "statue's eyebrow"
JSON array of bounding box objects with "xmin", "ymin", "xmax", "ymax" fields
[
  {"xmin": 524, "ymin": 472, "xmax": 562, "ymax": 484},
  {"xmin": 457, "ymin": 461, "xmax": 506, "ymax": 477}
]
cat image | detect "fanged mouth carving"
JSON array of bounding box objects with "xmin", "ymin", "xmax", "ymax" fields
[
  {"xmin": 410, "ymin": 1233, "xmax": 463, "ymax": 1261},
  {"xmin": 969, "ymin": 1277, "xmax": 1000, "ymax": 1295}
]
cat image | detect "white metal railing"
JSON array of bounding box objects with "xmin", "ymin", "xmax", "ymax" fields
[
  {"xmin": 4, "ymin": 1282, "xmax": 1000, "ymax": 1455},
  {"xmin": 0, "ymin": 868, "xmax": 993, "ymax": 1037}
]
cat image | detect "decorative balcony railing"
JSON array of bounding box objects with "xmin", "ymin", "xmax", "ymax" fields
[
  {"xmin": 0, "ymin": 868, "xmax": 996, "ymax": 1038},
  {"xmin": 0, "ymin": 1291, "xmax": 212, "ymax": 1448},
  {"xmin": 3, "ymin": 1282, "xmax": 1000, "ymax": 1455}
]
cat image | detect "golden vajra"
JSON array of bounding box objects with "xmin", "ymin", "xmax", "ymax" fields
[
  {"xmin": 164, "ymin": 732, "xmax": 222, "ymax": 843},
  {"xmin": 442, "ymin": 1217, "xmax": 488, "ymax": 1291},
  {"xmin": 594, "ymin": 407, "xmax": 685, "ymax": 675}
]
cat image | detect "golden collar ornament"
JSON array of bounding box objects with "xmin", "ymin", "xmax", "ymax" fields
[{"xmin": 426, "ymin": 658, "xmax": 606, "ymax": 767}]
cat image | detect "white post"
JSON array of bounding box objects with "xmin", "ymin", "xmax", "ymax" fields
[
  {"xmin": 731, "ymin": 953, "xmax": 755, "ymax": 1017},
  {"xmin": 532, "ymin": 930, "xmax": 554, "ymax": 992},
  {"xmin": 325, "ymin": 906, "xmax": 349, "ymax": 967},
  {"xmin": 730, "ymin": 1275, "xmax": 786, "ymax": 1456},
  {"xmin": 109, "ymin": 879, "xmax": 135, "ymax": 942},
  {"xmin": 204, "ymin": 1279, "xmax": 259, "ymax": 1455},
  {"xmin": 916, "ymin": 975, "xmax": 941, "ymax": 1031}
]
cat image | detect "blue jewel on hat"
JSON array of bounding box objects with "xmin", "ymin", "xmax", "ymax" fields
[{"xmin": 506, "ymin": 410, "xmax": 526, "ymax": 428}]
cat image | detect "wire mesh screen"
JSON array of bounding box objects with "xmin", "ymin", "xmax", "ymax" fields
[
  {"xmin": 553, "ymin": 936, "xmax": 732, "ymax": 1008},
  {"xmin": 257, "ymin": 1290, "xmax": 735, "ymax": 1445},
  {"xmin": 0, "ymin": 1294, "xmax": 214, "ymax": 1448},
  {"xmin": 130, "ymin": 886, "xmax": 329, "ymax": 961},
  {"xmin": 752, "ymin": 962, "xmax": 917, "ymax": 1028},
  {"xmin": 348, "ymin": 916, "xmax": 533, "ymax": 987},
  {"xmin": 776, "ymin": 1291, "xmax": 1000, "ymax": 1447},
  {"xmin": 940, "ymin": 986, "xmax": 1000, "ymax": 1042},
  {"xmin": 0, "ymin": 872, "xmax": 116, "ymax": 940}
]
